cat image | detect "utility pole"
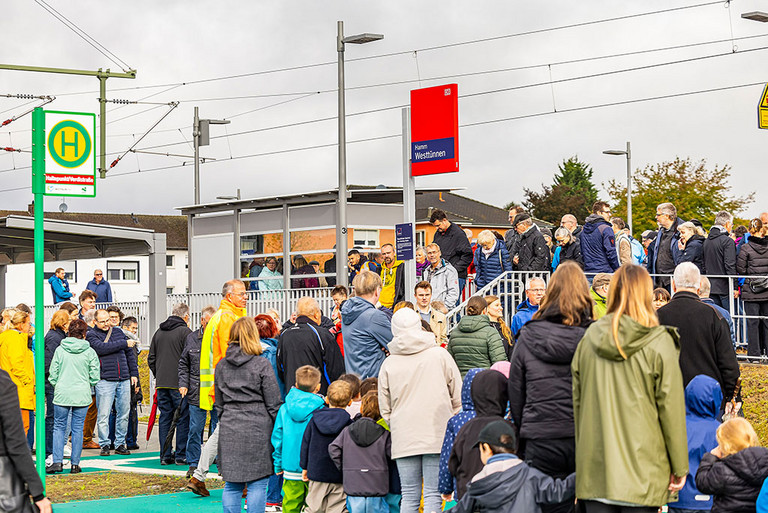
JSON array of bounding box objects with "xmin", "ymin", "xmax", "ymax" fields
[{"xmin": 192, "ymin": 107, "xmax": 230, "ymax": 205}]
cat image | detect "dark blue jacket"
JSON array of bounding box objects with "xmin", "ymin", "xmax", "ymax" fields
[
  {"xmin": 44, "ymin": 328, "xmax": 66, "ymax": 381},
  {"xmin": 701, "ymin": 297, "xmax": 735, "ymax": 346},
  {"xmin": 86, "ymin": 326, "xmax": 138, "ymax": 381},
  {"xmin": 678, "ymin": 235, "xmax": 706, "ymax": 273},
  {"xmin": 86, "ymin": 279, "xmax": 113, "ymax": 304},
  {"xmin": 579, "ymin": 214, "xmax": 620, "ymax": 273},
  {"xmin": 260, "ymin": 337, "xmax": 285, "ymax": 399},
  {"xmin": 649, "ymin": 218, "xmax": 684, "ymax": 275},
  {"xmin": 300, "ymin": 407, "xmax": 352, "ymax": 483},
  {"xmin": 474, "ymin": 242, "xmax": 512, "ymax": 289},
  {"xmin": 669, "ymin": 375, "xmax": 722, "ymax": 511}
]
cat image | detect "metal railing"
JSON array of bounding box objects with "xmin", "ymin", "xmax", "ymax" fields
[
  {"xmin": 42, "ymin": 300, "xmax": 151, "ymax": 349},
  {"xmin": 446, "ymin": 269, "xmax": 768, "ymax": 364},
  {"xmin": 167, "ymin": 287, "xmax": 338, "ymax": 329}
]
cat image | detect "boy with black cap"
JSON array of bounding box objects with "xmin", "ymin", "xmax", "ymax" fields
[{"xmin": 452, "ymin": 420, "xmax": 575, "ymax": 513}]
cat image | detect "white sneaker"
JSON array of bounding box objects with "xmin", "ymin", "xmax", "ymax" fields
[
  {"xmin": 45, "ymin": 454, "xmax": 53, "ymax": 466},
  {"xmin": 265, "ymin": 506, "xmax": 282, "ymax": 512},
  {"xmin": 63, "ymin": 444, "xmax": 71, "ymax": 458}
]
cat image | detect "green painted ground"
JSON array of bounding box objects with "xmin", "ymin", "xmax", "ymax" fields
[{"xmin": 53, "ymin": 489, "xmax": 225, "ymax": 513}]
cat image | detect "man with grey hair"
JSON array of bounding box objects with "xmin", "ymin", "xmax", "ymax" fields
[
  {"xmin": 510, "ymin": 277, "xmax": 546, "ymax": 335},
  {"xmin": 658, "ymin": 263, "xmax": 740, "ymax": 406},
  {"xmin": 648, "ymin": 202, "xmax": 683, "ymax": 289},
  {"xmin": 560, "ymin": 213, "xmax": 582, "ymax": 238},
  {"xmin": 148, "ymin": 303, "xmax": 193, "ymax": 465},
  {"xmin": 277, "ymin": 296, "xmax": 345, "ymax": 394},
  {"xmin": 703, "ymin": 210, "xmax": 736, "ymax": 310}
]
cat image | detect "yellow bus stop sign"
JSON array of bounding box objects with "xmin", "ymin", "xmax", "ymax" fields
[{"xmin": 760, "ymin": 84, "xmax": 768, "ymax": 130}]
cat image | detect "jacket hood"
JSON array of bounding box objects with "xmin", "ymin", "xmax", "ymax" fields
[
  {"xmin": 707, "ymin": 226, "xmax": 728, "ymax": 240},
  {"xmin": 583, "ymin": 214, "xmax": 610, "ymax": 234},
  {"xmin": 688, "ymin": 234, "xmax": 706, "ymax": 244},
  {"xmin": 516, "ymin": 299, "xmax": 539, "ymax": 313},
  {"xmin": 590, "ymin": 287, "xmax": 607, "ymax": 305},
  {"xmin": 341, "ymin": 296, "xmax": 375, "ymax": 324},
  {"xmin": 471, "ymin": 370, "xmax": 508, "ymax": 416},
  {"xmin": 159, "ymin": 315, "xmax": 188, "ymax": 331},
  {"xmin": 388, "ymin": 308, "xmax": 436, "ymax": 355},
  {"xmin": 224, "ymin": 343, "xmax": 255, "ymax": 367},
  {"xmin": 748, "ymin": 235, "xmax": 768, "ymax": 254},
  {"xmin": 523, "ymin": 319, "xmax": 587, "ymax": 364},
  {"xmin": 457, "ymin": 314, "xmax": 492, "ymax": 333},
  {"xmin": 348, "ymin": 416, "xmax": 387, "ymax": 447},
  {"xmin": 47, "ymin": 275, "xmax": 62, "ymax": 285},
  {"xmin": 461, "ymin": 368, "xmax": 483, "ymax": 411},
  {"xmin": 465, "ymin": 459, "xmax": 526, "ymax": 508},
  {"xmin": 60, "ymin": 336, "xmax": 91, "ymax": 354},
  {"xmin": 383, "ymin": 260, "xmax": 404, "ymax": 270},
  {"xmin": 284, "ymin": 387, "xmax": 325, "ymax": 423},
  {"xmin": 585, "ymin": 313, "xmax": 679, "ymax": 361},
  {"xmin": 723, "ymin": 446, "xmax": 768, "ymax": 485},
  {"xmin": 311, "ymin": 407, "xmax": 351, "ymax": 436},
  {"xmin": 685, "ymin": 374, "xmax": 722, "ymax": 419}
]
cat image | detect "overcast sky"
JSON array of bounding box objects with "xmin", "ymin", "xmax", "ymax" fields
[{"xmin": 2, "ymin": 0, "xmax": 768, "ymax": 220}]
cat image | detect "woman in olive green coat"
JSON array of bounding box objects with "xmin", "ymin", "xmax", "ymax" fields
[
  {"xmin": 572, "ymin": 264, "xmax": 688, "ymax": 512},
  {"xmin": 446, "ymin": 296, "xmax": 506, "ymax": 377}
]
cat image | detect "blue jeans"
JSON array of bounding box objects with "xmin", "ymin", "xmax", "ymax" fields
[
  {"xmin": 186, "ymin": 403, "xmax": 217, "ymax": 467},
  {"xmin": 95, "ymin": 379, "xmax": 130, "ymax": 448},
  {"xmin": 26, "ymin": 411, "xmax": 35, "ymax": 450},
  {"xmin": 347, "ymin": 496, "xmax": 388, "ymax": 513},
  {"xmin": 45, "ymin": 385, "xmax": 54, "ymax": 457},
  {"xmin": 222, "ymin": 477, "xmax": 269, "ymax": 513},
  {"xmin": 266, "ymin": 473, "xmax": 283, "ymax": 505},
  {"xmin": 53, "ymin": 405, "xmax": 88, "ymax": 465},
  {"xmin": 396, "ymin": 454, "xmax": 440, "ymax": 513},
  {"xmin": 157, "ymin": 388, "xmax": 189, "ymax": 462}
]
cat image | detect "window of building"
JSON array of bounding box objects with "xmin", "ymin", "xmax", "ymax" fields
[
  {"xmin": 415, "ymin": 230, "xmax": 426, "ymax": 248},
  {"xmin": 353, "ymin": 229, "xmax": 379, "ymax": 248},
  {"xmin": 43, "ymin": 262, "xmax": 77, "ymax": 281},
  {"xmin": 166, "ymin": 287, "xmax": 174, "ymax": 295},
  {"xmin": 166, "ymin": 255, "xmax": 175, "ymax": 268},
  {"xmin": 106, "ymin": 261, "xmax": 140, "ymax": 282}
]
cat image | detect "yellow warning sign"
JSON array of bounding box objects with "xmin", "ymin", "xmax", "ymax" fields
[{"xmin": 760, "ymin": 84, "xmax": 768, "ymax": 130}]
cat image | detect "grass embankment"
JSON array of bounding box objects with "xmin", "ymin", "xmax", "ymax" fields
[
  {"xmin": 47, "ymin": 471, "xmax": 223, "ymax": 503},
  {"xmin": 740, "ymin": 363, "xmax": 768, "ymax": 444}
]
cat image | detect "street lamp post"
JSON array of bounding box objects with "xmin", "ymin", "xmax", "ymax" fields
[
  {"xmin": 193, "ymin": 106, "xmax": 231, "ymax": 205},
  {"xmin": 337, "ymin": 21, "xmax": 383, "ymax": 286},
  {"xmin": 603, "ymin": 141, "xmax": 632, "ymax": 234}
]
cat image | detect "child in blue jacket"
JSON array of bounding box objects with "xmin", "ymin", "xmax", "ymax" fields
[
  {"xmin": 668, "ymin": 374, "xmax": 722, "ymax": 513},
  {"xmin": 271, "ymin": 366, "xmax": 325, "ymax": 513}
]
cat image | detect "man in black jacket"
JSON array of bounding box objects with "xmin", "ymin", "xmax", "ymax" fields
[
  {"xmin": 178, "ymin": 305, "xmax": 216, "ymax": 478},
  {"xmin": 148, "ymin": 303, "xmax": 193, "ymax": 465},
  {"xmin": 512, "ymin": 213, "xmax": 550, "ymax": 272},
  {"xmin": 430, "ymin": 209, "xmax": 474, "ymax": 292},
  {"xmin": 702, "ymin": 210, "xmax": 736, "ymax": 310},
  {"xmin": 277, "ymin": 297, "xmax": 345, "ymax": 394},
  {"xmin": 657, "ymin": 263, "xmax": 740, "ymax": 405}
]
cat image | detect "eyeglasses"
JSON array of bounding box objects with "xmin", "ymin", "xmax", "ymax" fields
[
  {"xmin": 601, "ymin": 210, "xmax": 611, "ymax": 215},
  {"xmin": 655, "ymin": 213, "xmax": 664, "ymax": 218},
  {"xmin": 94, "ymin": 273, "xmax": 103, "ymax": 276},
  {"xmin": 95, "ymin": 319, "xmax": 109, "ymax": 324},
  {"xmin": 529, "ymin": 288, "xmax": 546, "ymax": 293},
  {"xmin": 231, "ymin": 291, "xmax": 248, "ymax": 297}
]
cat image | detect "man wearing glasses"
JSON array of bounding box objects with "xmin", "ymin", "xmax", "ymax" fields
[
  {"xmin": 86, "ymin": 269, "xmax": 113, "ymax": 304},
  {"xmin": 86, "ymin": 309, "xmax": 138, "ymax": 456},
  {"xmin": 648, "ymin": 202, "xmax": 684, "ymax": 290},
  {"xmin": 579, "ymin": 201, "xmax": 620, "ymax": 278}
]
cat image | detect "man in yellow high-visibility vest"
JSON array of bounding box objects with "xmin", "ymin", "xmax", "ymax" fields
[{"xmin": 187, "ymin": 279, "xmax": 247, "ymax": 496}]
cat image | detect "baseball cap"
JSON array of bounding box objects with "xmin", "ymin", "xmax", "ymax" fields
[
  {"xmin": 641, "ymin": 230, "xmax": 657, "ymax": 241},
  {"xmin": 309, "ymin": 260, "xmax": 320, "ymax": 266},
  {"xmin": 512, "ymin": 212, "xmax": 531, "ymax": 228},
  {"xmin": 474, "ymin": 420, "xmax": 517, "ymax": 451}
]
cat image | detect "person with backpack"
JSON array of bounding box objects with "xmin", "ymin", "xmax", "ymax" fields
[{"xmin": 611, "ymin": 217, "xmax": 646, "ymax": 267}]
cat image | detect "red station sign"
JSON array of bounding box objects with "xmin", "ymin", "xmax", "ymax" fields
[{"xmin": 410, "ymin": 84, "xmax": 459, "ymax": 176}]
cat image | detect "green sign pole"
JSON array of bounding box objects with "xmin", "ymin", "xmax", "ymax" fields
[{"xmin": 31, "ymin": 107, "xmax": 46, "ymax": 485}]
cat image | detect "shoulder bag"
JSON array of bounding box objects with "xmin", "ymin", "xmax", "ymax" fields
[{"xmin": 0, "ymin": 436, "xmax": 37, "ymax": 512}]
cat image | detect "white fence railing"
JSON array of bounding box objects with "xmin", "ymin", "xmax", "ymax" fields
[
  {"xmin": 43, "ymin": 300, "xmax": 151, "ymax": 349},
  {"xmin": 167, "ymin": 288, "xmax": 338, "ymax": 330},
  {"xmin": 447, "ymin": 270, "xmax": 768, "ymax": 364}
]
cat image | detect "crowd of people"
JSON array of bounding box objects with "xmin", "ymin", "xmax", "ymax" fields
[{"xmin": 2, "ymin": 202, "xmax": 768, "ymax": 513}]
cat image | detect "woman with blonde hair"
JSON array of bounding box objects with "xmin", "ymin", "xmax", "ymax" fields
[
  {"xmin": 677, "ymin": 221, "xmax": 705, "ymax": 272},
  {"xmin": 508, "ymin": 260, "xmax": 593, "ymax": 513},
  {"xmin": 484, "ymin": 295, "xmax": 513, "ymax": 357},
  {"xmin": 473, "ymin": 229, "xmax": 512, "ymax": 289},
  {"xmin": 0, "ymin": 310, "xmax": 35, "ymax": 434},
  {"xmin": 215, "ymin": 316, "xmax": 282, "ymax": 513},
  {"xmin": 696, "ymin": 417, "xmax": 768, "ymax": 512},
  {"xmin": 572, "ymin": 264, "xmax": 688, "ymax": 512}
]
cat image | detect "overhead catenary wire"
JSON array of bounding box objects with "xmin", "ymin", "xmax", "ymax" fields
[
  {"xmin": 32, "ymin": 0, "xmax": 133, "ymax": 72},
  {"xmin": 108, "ymin": 102, "xmax": 179, "ymax": 169},
  {"xmin": 41, "ymin": 0, "xmax": 726, "ymax": 100}
]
